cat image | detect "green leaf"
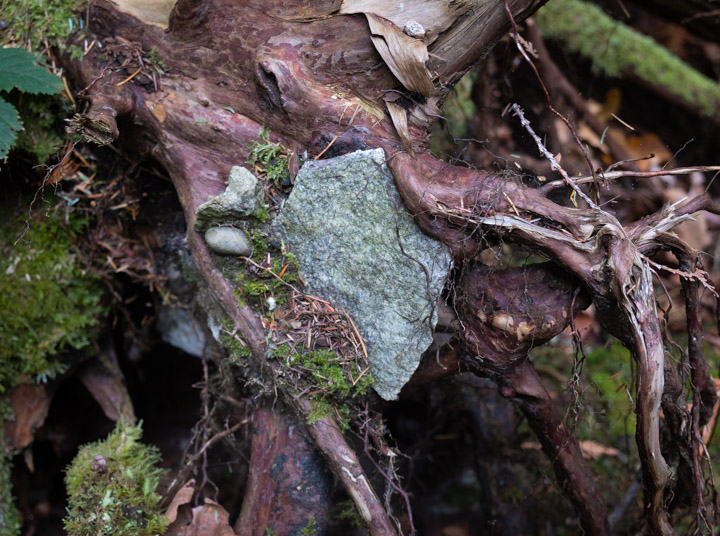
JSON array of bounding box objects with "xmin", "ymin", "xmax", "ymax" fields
[
  {"xmin": 0, "ymin": 48, "xmax": 63, "ymax": 94},
  {"xmin": 0, "ymin": 98, "xmax": 22, "ymax": 159}
]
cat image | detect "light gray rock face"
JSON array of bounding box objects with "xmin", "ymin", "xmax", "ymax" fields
[
  {"xmin": 157, "ymin": 307, "xmax": 205, "ymax": 358},
  {"xmin": 195, "ymin": 166, "xmax": 266, "ymax": 232},
  {"xmin": 271, "ymin": 149, "xmax": 452, "ymax": 400},
  {"xmin": 204, "ymin": 226, "xmax": 252, "ymax": 256}
]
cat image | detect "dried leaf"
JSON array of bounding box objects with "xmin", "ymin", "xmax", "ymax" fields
[
  {"xmin": 2, "ymin": 384, "xmax": 50, "ymax": 450},
  {"xmin": 578, "ymin": 440, "xmax": 620, "ymax": 459},
  {"xmin": 386, "ymin": 100, "xmax": 414, "ymax": 156},
  {"xmin": 165, "ymin": 480, "xmax": 195, "ymax": 524},
  {"xmin": 184, "ymin": 500, "xmax": 234, "ymax": 536},
  {"xmin": 110, "ymin": 0, "xmax": 176, "ymax": 28},
  {"xmin": 365, "ymin": 13, "xmax": 434, "ymax": 97}
]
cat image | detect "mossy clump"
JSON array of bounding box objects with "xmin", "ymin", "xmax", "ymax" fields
[
  {"xmin": 273, "ymin": 347, "xmax": 374, "ymax": 427},
  {"xmin": 1, "ymin": 0, "xmax": 84, "ymax": 51},
  {"xmin": 0, "ymin": 204, "xmax": 104, "ymax": 391},
  {"xmin": 64, "ymin": 420, "xmax": 168, "ymax": 536},
  {"xmin": 4, "ymin": 92, "xmax": 68, "ymax": 163},
  {"xmin": 0, "ymin": 433, "xmax": 20, "ymax": 536},
  {"xmin": 235, "ymin": 232, "xmax": 298, "ymax": 308},
  {"xmin": 247, "ymin": 128, "xmax": 291, "ymax": 188},
  {"xmin": 536, "ymin": 0, "xmax": 720, "ymax": 119},
  {"xmin": 287, "ymin": 349, "xmax": 374, "ymax": 399}
]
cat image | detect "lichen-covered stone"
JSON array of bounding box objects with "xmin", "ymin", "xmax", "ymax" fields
[
  {"xmin": 194, "ymin": 166, "xmax": 265, "ymax": 232},
  {"xmin": 271, "ymin": 149, "xmax": 452, "ymax": 400},
  {"xmin": 204, "ymin": 226, "xmax": 252, "ymax": 256}
]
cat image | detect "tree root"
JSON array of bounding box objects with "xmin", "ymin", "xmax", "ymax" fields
[{"xmin": 391, "ymin": 151, "xmax": 720, "ymax": 535}]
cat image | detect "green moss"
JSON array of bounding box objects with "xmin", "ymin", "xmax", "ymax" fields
[
  {"xmin": 536, "ymin": 0, "xmax": 720, "ymax": 118},
  {"xmin": 64, "ymin": 420, "xmax": 168, "ymax": 536},
  {"xmin": 0, "ymin": 204, "xmax": 104, "ymax": 391},
  {"xmin": 235, "ymin": 235, "xmax": 298, "ymax": 307},
  {"xmin": 1, "ymin": 0, "xmax": 84, "ymax": 51},
  {"xmin": 337, "ymin": 500, "xmax": 364, "ymax": 528},
  {"xmin": 307, "ymin": 397, "xmax": 334, "ymax": 424},
  {"xmin": 583, "ymin": 341, "xmax": 635, "ymax": 440},
  {"xmin": 247, "ymin": 128, "xmax": 290, "ymax": 188},
  {"xmin": 1, "ymin": 0, "xmax": 80, "ymax": 162},
  {"xmin": 0, "ymin": 404, "xmax": 20, "ymax": 536},
  {"xmin": 256, "ymin": 206, "xmax": 270, "ymax": 223},
  {"xmin": 300, "ymin": 350, "xmax": 372, "ymax": 398},
  {"xmin": 7, "ymin": 92, "xmax": 67, "ymax": 163},
  {"xmin": 301, "ymin": 516, "xmax": 317, "ymax": 535},
  {"xmin": 429, "ymin": 71, "xmax": 476, "ymax": 155},
  {"xmin": 276, "ymin": 349, "xmax": 374, "ymax": 428},
  {"xmin": 221, "ymin": 332, "xmax": 252, "ymax": 366},
  {"xmin": 0, "ymin": 452, "xmax": 20, "ymax": 536}
]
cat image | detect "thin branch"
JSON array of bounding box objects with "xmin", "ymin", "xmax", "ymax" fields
[
  {"xmin": 540, "ymin": 166, "xmax": 720, "ymax": 193},
  {"xmin": 510, "ymin": 104, "xmax": 599, "ymax": 209}
]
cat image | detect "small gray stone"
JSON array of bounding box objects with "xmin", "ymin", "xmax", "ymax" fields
[
  {"xmin": 204, "ymin": 226, "xmax": 252, "ymax": 256},
  {"xmin": 195, "ymin": 166, "xmax": 266, "ymax": 232},
  {"xmin": 403, "ymin": 20, "xmax": 426, "ymax": 39},
  {"xmin": 157, "ymin": 307, "xmax": 205, "ymax": 357},
  {"xmin": 271, "ymin": 149, "xmax": 452, "ymax": 400}
]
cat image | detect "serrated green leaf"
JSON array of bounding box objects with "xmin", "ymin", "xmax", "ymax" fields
[
  {"xmin": 0, "ymin": 48, "xmax": 63, "ymax": 95},
  {"xmin": 0, "ymin": 98, "xmax": 23, "ymax": 159}
]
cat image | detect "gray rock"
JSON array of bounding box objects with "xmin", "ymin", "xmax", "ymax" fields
[
  {"xmin": 204, "ymin": 226, "xmax": 252, "ymax": 256},
  {"xmin": 157, "ymin": 307, "xmax": 205, "ymax": 358},
  {"xmin": 271, "ymin": 149, "xmax": 452, "ymax": 400},
  {"xmin": 194, "ymin": 166, "xmax": 266, "ymax": 232}
]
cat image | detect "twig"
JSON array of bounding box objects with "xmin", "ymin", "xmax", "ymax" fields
[
  {"xmin": 241, "ymin": 256, "xmax": 301, "ymax": 293},
  {"xmin": 505, "ymin": 1, "xmax": 600, "ymax": 200},
  {"xmin": 540, "ymin": 166, "xmax": 720, "ymax": 192},
  {"xmin": 114, "ymin": 66, "xmax": 142, "ymax": 86},
  {"xmin": 362, "ymin": 403, "xmax": 416, "ymax": 535},
  {"xmin": 510, "ymin": 104, "xmax": 599, "ymax": 210}
]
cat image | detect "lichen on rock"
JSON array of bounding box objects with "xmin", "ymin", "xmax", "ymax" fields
[
  {"xmin": 194, "ymin": 166, "xmax": 266, "ymax": 232},
  {"xmin": 271, "ymin": 149, "xmax": 452, "ymax": 400}
]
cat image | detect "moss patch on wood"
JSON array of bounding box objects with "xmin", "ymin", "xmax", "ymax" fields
[
  {"xmin": 0, "ymin": 203, "xmax": 104, "ymax": 391},
  {"xmin": 536, "ymin": 0, "xmax": 720, "ymax": 119}
]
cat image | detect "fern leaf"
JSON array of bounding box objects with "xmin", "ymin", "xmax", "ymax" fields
[
  {"xmin": 0, "ymin": 48, "xmax": 63, "ymax": 95},
  {"xmin": 0, "ymin": 98, "xmax": 23, "ymax": 159}
]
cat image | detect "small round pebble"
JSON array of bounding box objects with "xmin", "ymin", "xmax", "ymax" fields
[{"xmin": 205, "ymin": 226, "xmax": 252, "ymax": 256}]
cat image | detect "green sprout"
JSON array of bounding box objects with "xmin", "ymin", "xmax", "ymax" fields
[{"xmin": 247, "ymin": 128, "xmax": 290, "ymax": 187}]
